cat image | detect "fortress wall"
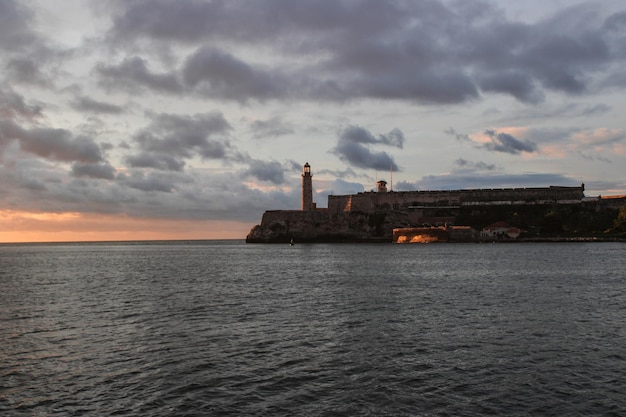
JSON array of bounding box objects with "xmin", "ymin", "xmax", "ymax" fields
[
  {"xmin": 261, "ymin": 210, "xmax": 329, "ymax": 226},
  {"xmin": 328, "ymin": 191, "xmax": 463, "ymax": 213},
  {"xmin": 328, "ymin": 195, "xmax": 352, "ymax": 214},
  {"xmin": 458, "ymin": 186, "xmax": 584, "ymax": 202},
  {"xmin": 599, "ymin": 196, "xmax": 626, "ymax": 210},
  {"xmin": 328, "ymin": 186, "xmax": 584, "ymax": 214}
]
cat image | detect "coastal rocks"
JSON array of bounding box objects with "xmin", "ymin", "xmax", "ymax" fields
[{"xmin": 245, "ymin": 210, "xmax": 392, "ymax": 243}]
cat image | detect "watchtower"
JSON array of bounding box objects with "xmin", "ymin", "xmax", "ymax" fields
[
  {"xmin": 376, "ymin": 180, "xmax": 388, "ymax": 193},
  {"xmin": 302, "ymin": 162, "xmax": 314, "ymax": 211}
]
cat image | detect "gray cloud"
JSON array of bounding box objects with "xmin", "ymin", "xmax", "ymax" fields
[
  {"xmin": 2, "ymin": 155, "xmax": 303, "ymax": 222},
  {"xmin": 483, "ymin": 129, "xmax": 538, "ymax": 154},
  {"xmin": 604, "ymin": 10, "xmax": 626, "ymax": 32},
  {"xmin": 124, "ymin": 153, "xmax": 185, "ymax": 172},
  {"xmin": 133, "ymin": 111, "xmax": 232, "ymax": 161},
  {"xmin": 333, "ymin": 125, "xmax": 402, "ymax": 171},
  {"xmin": 108, "ymin": 0, "xmax": 222, "ymax": 44},
  {"xmin": 242, "ymin": 159, "xmax": 285, "ymax": 184},
  {"xmin": 71, "ymin": 162, "xmax": 116, "ymax": 180},
  {"xmin": 455, "ymin": 158, "xmax": 498, "ymax": 172},
  {"xmin": 103, "ymin": 0, "xmax": 626, "ymax": 104},
  {"xmin": 70, "ymin": 96, "xmax": 125, "ymax": 115},
  {"xmin": 0, "ymin": 87, "xmax": 42, "ymax": 120},
  {"xmin": 445, "ymin": 127, "xmax": 471, "ymax": 143},
  {"xmin": 182, "ymin": 47, "xmax": 287, "ymax": 102},
  {"xmin": 0, "ymin": 1, "xmax": 73, "ymax": 93},
  {"xmin": 0, "ymin": 0, "xmax": 37, "ymax": 52},
  {"xmin": 0, "ymin": 120, "xmax": 104, "ymax": 163},
  {"xmin": 96, "ymin": 56, "xmax": 183, "ymax": 94},
  {"xmin": 107, "ymin": 0, "xmax": 360, "ymax": 45},
  {"xmin": 339, "ymin": 125, "xmax": 404, "ymax": 148},
  {"xmin": 5, "ymin": 57, "xmax": 51, "ymax": 87},
  {"xmin": 494, "ymin": 102, "xmax": 612, "ymax": 124},
  {"xmin": 477, "ymin": 70, "xmax": 543, "ymax": 104},
  {"xmin": 249, "ymin": 116, "xmax": 294, "ymax": 139},
  {"xmin": 117, "ymin": 170, "xmax": 184, "ymax": 193}
]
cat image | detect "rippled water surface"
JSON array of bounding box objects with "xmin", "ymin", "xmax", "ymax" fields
[{"xmin": 1, "ymin": 241, "xmax": 625, "ymax": 416}]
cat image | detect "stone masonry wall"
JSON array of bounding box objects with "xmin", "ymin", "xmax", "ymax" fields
[
  {"xmin": 260, "ymin": 209, "xmax": 329, "ymax": 226},
  {"xmin": 328, "ymin": 186, "xmax": 585, "ymax": 214}
]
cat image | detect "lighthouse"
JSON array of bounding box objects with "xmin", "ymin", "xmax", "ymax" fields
[{"xmin": 302, "ymin": 162, "xmax": 314, "ymax": 211}]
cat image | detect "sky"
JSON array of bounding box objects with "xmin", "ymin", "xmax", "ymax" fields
[{"xmin": 1, "ymin": 0, "xmax": 626, "ymax": 242}]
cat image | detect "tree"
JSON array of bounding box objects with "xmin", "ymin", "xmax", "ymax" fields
[
  {"xmin": 541, "ymin": 211, "xmax": 564, "ymax": 235},
  {"xmin": 614, "ymin": 205, "xmax": 626, "ymax": 232}
]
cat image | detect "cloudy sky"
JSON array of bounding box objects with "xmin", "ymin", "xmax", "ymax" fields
[{"xmin": 1, "ymin": 0, "xmax": 626, "ymax": 242}]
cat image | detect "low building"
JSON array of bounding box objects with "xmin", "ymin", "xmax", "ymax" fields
[{"xmin": 480, "ymin": 222, "xmax": 523, "ymax": 239}]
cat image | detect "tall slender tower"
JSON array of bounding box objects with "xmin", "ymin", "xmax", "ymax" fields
[{"xmin": 302, "ymin": 162, "xmax": 313, "ymax": 211}]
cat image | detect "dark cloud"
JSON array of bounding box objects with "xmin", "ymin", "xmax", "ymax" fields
[
  {"xmin": 0, "ymin": 0, "xmax": 37, "ymax": 51},
  {"xmin": 249, "ymin": 116, "xmax": 294, "ymax": 139},
  {"xmin": 483, "ymin": 129, "xmax": 538, "ymax": 154},
  {"xmin": 5, "ymin": 58, "xmax": 51, "ymax": 87},
  {"xmin": 108, "ymin": 0, "xmax": 221, "ymax": 44},
  {"xmin": 0, "ymin": 1, "xmax": 72, "ymax": 92},
  {"xmin": 107, "ymin": 0, "xmax": 357, "ymax": 45},
  {"xmin": 70, "ymin": 96, "xmax": 125, "ymax": 114},
  {"xmin": 477, "ymin": 70, "xmax": 543, "ymax": 103},
  {"xmin": 350, "ymin": 68, "xmax": 480, "ymax": 104},
  {"xmin": 339, "ymin": 125, "xmax": 404, "ymax": 148},
  {"xmin": 1, "ymin": 156, "xmax": 302, "ymax": 222},
  {"xmin": 133, "ymin": 112, "xmax": 232, "ymax": 161},
  {"xmin": 124, "ymin": 153, "xmax": 185, "ymax": 171},
  {"xmin": 333, "ymin": 125, "xmax": 402, "ymax": 171},
  {"xmin": 455, "ymin": 158, "xmax": 498, "ymax": 172},
  {"xmin": 102, "ymin": 0, "xmax": 626, "ymax": 104},
  {"xmin": 19, "ymin": 177, "xmax": 47, "ymax": 191},
  {"xmin": 579, "ymin": 152, "xmax": 612, "ymax": 163},
  {"xmin": 71, "ymin": 162, "xmax": 116, "ymax": 180},
  {"xmin": 242, "ymin": 159, "xmax": 285, "ymax": 184},
  {"xmin": 0, "ymin": 87, "xmax": 42, "ymax": 120},
  {"xmin": 182, "ymin": 47, "xmax": 287, "ymax": 102},
  {"xmin": 287, "ymin": 160, "xmax": 302, "ymax": 172},
  {"xmin": 604, "ymin": 11, "xmax": 626, "ymax": 32},
  {"xmin": 445, "ymin": 127, "xmax": 471, "ymax": 143},
  {"xmin": 96, "ymin": 56, "xmax": 183, "ymax": 94},
  {"xmin": 0, "ymin": 120, "xmax": 104, "ymax": 163}
]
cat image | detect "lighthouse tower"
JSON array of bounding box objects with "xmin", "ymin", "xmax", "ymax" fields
[{"xmin": 302, "ymin": 162, "xmax": 314, "ymax": 211}]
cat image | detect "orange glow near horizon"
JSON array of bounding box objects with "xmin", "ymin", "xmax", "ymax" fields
[{"xmin": 0, "ymin": 210, "xmax": 253, "ymax": 243}]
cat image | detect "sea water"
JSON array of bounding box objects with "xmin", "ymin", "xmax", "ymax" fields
[{"xmin": 1, "ymin": 241, "xmax": 625, "ymax": 416}]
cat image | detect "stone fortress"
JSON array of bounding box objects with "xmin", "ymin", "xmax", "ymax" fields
[{"xmin": 246, "ymin": 163, "xmax": 626, "ymax": 243}]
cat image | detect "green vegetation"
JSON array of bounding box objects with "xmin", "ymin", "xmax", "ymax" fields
[
  {"xmin": 614, "ymin": 204, "xmax": 626, "ymax": 233},
  {"xmin": 455, "ymin": 202, "xmax": 624, "ymax": 238}
]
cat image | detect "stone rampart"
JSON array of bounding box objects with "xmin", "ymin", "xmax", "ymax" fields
[
  {"xmin": 260, "ymin": 209, "xmax": 329, "ymax": 226},
  {"xmin": 328, "ymin": 186, "xmax": 585, "ymax": 214}
]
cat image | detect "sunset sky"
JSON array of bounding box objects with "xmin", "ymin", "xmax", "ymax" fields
[{"xmin": 1, "ymin": 0, "xmax": 626, "ymax": 242}]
